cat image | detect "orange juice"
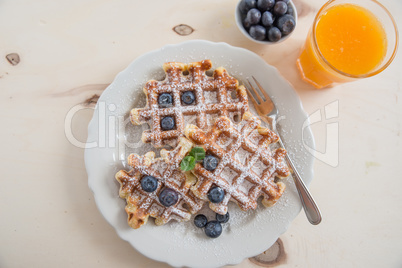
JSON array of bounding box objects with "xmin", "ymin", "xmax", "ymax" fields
[
  {"xmin": 296, "ymin": 1, "xmax": 394, "ymax": 89},
  {"xmin": 316, "ymin": 4, "xmax": 386, "ymax": 76}
]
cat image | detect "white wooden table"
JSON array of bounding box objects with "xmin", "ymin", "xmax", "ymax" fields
[{"xmin": 1, "ymin": 0, "xmax": 401, "ymax": 267}]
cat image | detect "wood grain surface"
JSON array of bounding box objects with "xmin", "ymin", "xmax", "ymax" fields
[{"xmin": 1, "ymin": 0, "xmax": 401, "ymax": 267}]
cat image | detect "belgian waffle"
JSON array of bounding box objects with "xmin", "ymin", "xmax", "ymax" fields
[
  {"xmin": 184, "ymin": 112, "xmax": 290, "ymax": 215},
  {"xmin": 130, "ymin": 60, "xmax": 249, "ymax": 148},
  {"xmin": 115, "ymin": 137, "xmax": 204, "ymax": 229}
]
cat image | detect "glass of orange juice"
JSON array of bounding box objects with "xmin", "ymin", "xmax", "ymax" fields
[{"xmin": 297, "ymin": 0, "xmax": 398, "ymax": 89}]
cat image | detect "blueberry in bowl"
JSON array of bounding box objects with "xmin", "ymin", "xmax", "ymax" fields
[{"xmin": 235, "ymin": 0, "xmax": 297, "ymax": 44}]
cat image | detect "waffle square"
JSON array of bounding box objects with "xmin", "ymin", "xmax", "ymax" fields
[
  {"xmin": 184, "ymin": 112, "xmax": 290, "ymax": 215},
  {"xmin": 115, "ymin": 137, "xmax": 204, "ymax": 229},
  {"xmin": 130, "ymin": 60, "xmax": 249, "ymax": 148}
]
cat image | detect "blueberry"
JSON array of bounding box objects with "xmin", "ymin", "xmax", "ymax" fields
[
  {"xmin": 249, "ymin": 25, "xmax": 266, "ymax": 41},
  {"xmin": 203, "ymin": 155, "xmax": 219, "ymax": 171},
  {"xmin": 208, "ymin": 186, "xmax": 225, "ymax": 203},
  {"xmin": 158, "ymin": 93, "xmax": 173, "ymax": 108},
  {"xmin": 279, "ymin": 0, "xmax": 290, "ymax": 4},
  {"xmin": 246, "ymin": 8, "xmax": 261, "ymax": 25},
  {"xmin": 286, "ymin": 3, "xmax": 294, "ymax": 15},
  {"xmin": 273, "ymin": 1, "xmax": 287, "ymax": 16},
  {"xmin": 239, "ymin": 1, "xmax": 247, "ymax": 13},
  {"xmin": 277, "ymin": 14, "xmax": 295, "ymax": 35},
  {"xmin": 243, "ymin": 18, "xmax": 251, "ymax": 29},
  {"xmin": 261, "ymin": 11, "xmax": 274, "ymax": 27},
  {"xmin": 181, "ymin": 91, "xmax": 195, "ymax": 105},
  {"xmin": 216, "ymin": 212, "xmax": 230, "ymax": 223},
  {"xmin": 204, "ymin": 221, "xmax": 223, "ymax": 238},
  {"xmin": 161, "ymin": 116, "xmax": 175, "ymax": 130},
  {"xmin": 268, "ymin": 27, "xmax": 282, "ymax": 42},
  {"xmin": 239, "ymin": 0, "xmax": 257, "ymax": 14},
  {"xmin": 257, "ymin": 0, "xmax": 275, "ymax": 11},
  {"xmin": 158, "ymin": 188, "xmax": 179, "ymax": 207},
  {"xmin": 194, "ymin": 214, "xmax": 208, "ymax": 228},
  {"xmin": 140, "ymin": 175, "xmax": 158, "ymax": 192}
]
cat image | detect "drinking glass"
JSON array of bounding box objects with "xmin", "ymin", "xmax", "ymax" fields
[{"xmin": 297, "ymin": 0, "xmax": 398, "ymax": 89}]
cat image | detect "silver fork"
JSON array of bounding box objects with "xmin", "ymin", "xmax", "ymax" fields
[{"xmin": 246, "ymin": 76, "xmax": 322, "ymax": 225}]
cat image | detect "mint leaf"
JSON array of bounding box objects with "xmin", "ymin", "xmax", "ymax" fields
[
  {"xmin": 189, "ymin": 147, "xmax": 205, "ymax": 162},
  {"xmin": 181, "ymin": 156, "xmax": 195, "ymax": 171}
]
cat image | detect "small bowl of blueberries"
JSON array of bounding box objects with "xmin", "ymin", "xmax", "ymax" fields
[{"xmin": 235, "ymin": 0, "xmax": 297, "ymax": 43}]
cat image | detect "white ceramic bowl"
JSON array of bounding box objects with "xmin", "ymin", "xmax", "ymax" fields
[{"xmin": 235, "ymin": 0, "xmax": 298, "ymax": 44}]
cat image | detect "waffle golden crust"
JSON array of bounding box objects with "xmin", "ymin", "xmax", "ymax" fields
[
  {"xmin": 115, "ymin": 138, "xmax": 204, "ymax": 229},
  {"xmin": 130, "ymin": 60, "xmax": 249, "ymax": 148},
  {"xmin": 184, "ymin": 112, "xmax": 290, "ymax": 215}
]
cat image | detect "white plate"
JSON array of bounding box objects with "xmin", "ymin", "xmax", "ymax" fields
[{"xmin": 85, "ymin": 40, "xmax": 315, "ymax": 268}]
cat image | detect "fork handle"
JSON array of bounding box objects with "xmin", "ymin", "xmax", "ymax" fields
[{"xmin": 278, "ymin": 141, "xmax": 322, "ymax": 225}]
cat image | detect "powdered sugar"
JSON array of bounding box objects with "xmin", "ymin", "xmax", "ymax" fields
[
  {"xmin": 203, "ymin": 90, "xmax": 219, "ymax": 104},
  {"xmin": 130, "ymin": 60, "xmax": 249, "ymax": 148},
  {"xmin": 235, "ymin": 147, "xmax": 252, "ymax": 165},
  {"xmin": 186, "ymin": 112, "xmax": 289, "ymax": 215},
  {"xmin": 87, "ymin": 41, "xmax": 316, "ymax": 268},
  {"xmin": 120, "ymin": 59, "xmax": 301, "ymax": 241}
]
